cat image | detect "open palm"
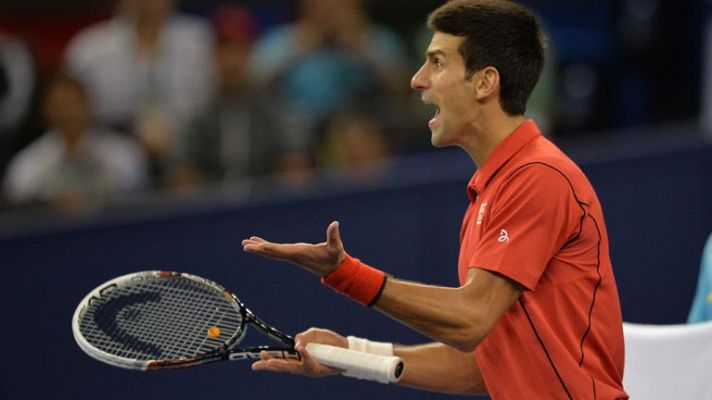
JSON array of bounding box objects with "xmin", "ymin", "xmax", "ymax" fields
[{"xmin": 242, "ymin": 221, "xmax": 346, "ymax": 277}]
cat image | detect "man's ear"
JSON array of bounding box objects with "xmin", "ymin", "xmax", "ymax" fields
[{"xmin": 474, "ymin": 66, "xmax": 500, "ymax": 100}]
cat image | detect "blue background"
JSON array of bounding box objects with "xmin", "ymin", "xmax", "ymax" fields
[{"xmin": 0, "ymin": 139, "xmax": 710, "ymax": 399}]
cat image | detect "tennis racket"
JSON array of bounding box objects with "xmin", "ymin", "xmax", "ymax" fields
[{"xmin": 72, "ymin": 271, "xmax": 404, "ymax": 383}]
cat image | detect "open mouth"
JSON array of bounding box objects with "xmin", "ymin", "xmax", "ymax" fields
[
  {"xmin": 428, "ymin": 103, "xmax": 440, "ymax": 126},
  {"xmin": 424, "ymin": 100, "xmax": 440, "ymax": 127}
]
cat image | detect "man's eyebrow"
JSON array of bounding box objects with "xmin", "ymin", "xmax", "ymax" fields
[{"xmin": 426, "ymin": 49, "xmax": 446, "ymax": 58}]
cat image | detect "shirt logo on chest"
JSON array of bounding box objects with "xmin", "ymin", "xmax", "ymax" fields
[{"xmin": 477, "ymin": 202, "xmax": 487, "ymax": 225}]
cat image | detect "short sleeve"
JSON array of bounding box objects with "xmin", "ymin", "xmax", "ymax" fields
[{"xmin": 469, "ymin": 164, "xmax": 582, "ymax": 290}]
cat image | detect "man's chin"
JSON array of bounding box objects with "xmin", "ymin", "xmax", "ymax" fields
[{"xmin": 430, "ymin": 132, "xmax": 449, "ymax": 148}]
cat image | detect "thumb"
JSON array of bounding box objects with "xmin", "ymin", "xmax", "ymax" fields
[{"xmin": 326, "ymin": 221, "xmax": 341, "ymax": 249}]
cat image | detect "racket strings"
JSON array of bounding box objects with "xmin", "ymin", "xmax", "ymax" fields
[
  {"xmin": 78, "ymin": 275, "xmax": 242, "ymax": 361},
  {"xmin": 109, "ymin": 278, "xmax": 238, "ymax": 359}
]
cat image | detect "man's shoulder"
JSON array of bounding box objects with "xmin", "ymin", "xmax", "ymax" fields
[
  {"xmin": 504, "ymin": 137, "xmax": 597, "ymax": 202},
  {"xmin": 515, "ymin": 135, "xmax": 587, "ymax": 180}
]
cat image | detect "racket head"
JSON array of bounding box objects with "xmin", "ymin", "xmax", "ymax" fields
[{"xmin": 72, "ymin": 271, "xmax": 247, "ymax": 370}]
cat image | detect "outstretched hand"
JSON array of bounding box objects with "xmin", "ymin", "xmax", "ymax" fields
[
  {"xmin": 242, "ymin": 221, "xmax": 346, "ymax": 277},
  {"xmin": 252, "ymin": 328, "xmax": 347, "ymax": 378}
]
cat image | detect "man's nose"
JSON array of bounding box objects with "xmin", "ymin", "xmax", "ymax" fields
[{"xmin": 410, "ymin": 64, "xmax": 428, "ymax": 91}]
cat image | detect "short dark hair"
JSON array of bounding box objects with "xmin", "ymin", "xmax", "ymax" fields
[{"xmin": 427, "ymin": 0, "xmax": 545, "ymax": 115}]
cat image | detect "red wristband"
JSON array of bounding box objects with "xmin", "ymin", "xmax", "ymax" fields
[{"xmin": 321, "ymin": 254, "xmax": 387, "ymax": 307}]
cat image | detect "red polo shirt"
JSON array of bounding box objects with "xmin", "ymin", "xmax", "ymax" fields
[{"xmin": 459, "ymin": 120, "xmax": 627, "ymax": 399}]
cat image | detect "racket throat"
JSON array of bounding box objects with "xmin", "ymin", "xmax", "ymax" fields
[{"xmin": 228, "ymin": 347, "xmax": 301, "ymax": 361}]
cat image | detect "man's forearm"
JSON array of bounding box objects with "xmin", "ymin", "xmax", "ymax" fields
[
  {"xmin": 395, "ymin": 342, "xmax": 486, "ymax": 395},
  {"xmin": 373, "ymin": 269, "xmax": 521, "ymax": 352}
]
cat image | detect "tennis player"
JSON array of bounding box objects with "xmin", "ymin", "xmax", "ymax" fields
[{"xmin": 242, "ymin": 0, "xmax": 628, "ymax": 398}]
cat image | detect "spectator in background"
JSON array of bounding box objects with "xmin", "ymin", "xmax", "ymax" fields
[
  {"xmin": 702, "ymin": 3, "xmax": 712, "ymax": 135},
  {"xmin": 248, "ymin": 0, "xmax": 411, "ymax": 167},
  {"xmin": 0, "ymin": 60, "xmax": 6, "ymax": 96},
  {"xmin": 688, "ymin": 233, "xmax": 712, "ymax": 323},
  {"xmin": 168, "ymin": 7, "xmax": 286, "ymax": 190},
  {"xmin": 64, "ymin": 0, "xmax": 215, "ymax": 184},
  {"xmin": 316, "ymin": 108, "xmax": 392, "ymax": 181},
  {"xmin": 0, "ymin": 34, "xmax": 35, "ymax": 138},
  {"xmin": 0, "ymin": 34, "xmax": 37, "ymax": 183},
  {"xmin": 2, "ymin": 73, "xmax": 148, "ymax": 214}
]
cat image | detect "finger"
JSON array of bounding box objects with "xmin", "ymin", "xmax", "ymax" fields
[
  {"xmin": 244, "ymin": 241, "xmax": 280, "ymax": 257},
  {"xmin": 251, "ymin": 360, "xmax": 273, "ymax": 371},
  {"xmin": 252, "ymin": 351, "xmax": 292, "ymax": 372},
  {"xmin": 253, "ymin": 351, "xmax": 322, "ymax": 376},
  {"xmin": 296, "ymin": 342, "xmax": 327, "ymax": 370},
  {"xmin": 251, "ymin": 351, "xmax": 277, "ymax": 371},
  {"xmin": 242, "ymin": 239, "xmax": 278, "ymax": 254},
  {"xmin": 242, "ymin": 237, "xmax": 266, "ymax": 246},
  {"xmin": 260, "ymin": 350, "xmax": 275, "ymax": 361},
  {"xmin": 326, "ymin": 221, "xmax": 341, "ymax": 249},
  {"xmin": 252, "ymin": 358, "xmax": 296, "ymax": 372},
  {"xmin": 242, "ymin": 236, "xmax": 266, "ymax": 243},
  {"xmin": 242, "ymin": 242, "xmax": 258, "ymax": 252},
  {"xmin": 296, "ymin": 342, "xmax": 344, "ymax": 375},
  {"xmin": 295, "ymin": 343, "xmax": 309, "ymax": 359},
  {"xmin": 294, "ymin": 343, "xmax": 320, "ymax": 373},
  {"xmin": 294, "ymin": 327, "xmax": 322, "ymax": 344}
]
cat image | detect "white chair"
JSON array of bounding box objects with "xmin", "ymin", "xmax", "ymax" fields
[{"xmin": 623, "ymin": 321, "xmax": 712, "ymax": 399}]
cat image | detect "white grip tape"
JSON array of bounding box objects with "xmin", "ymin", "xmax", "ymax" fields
[
  {"xmin": 346, "ymin": 336, "xmax": 394, "ymax": 357},
  {"xmin": 305, "ymin": 343, "xmax": 404, "ymax": 384}
]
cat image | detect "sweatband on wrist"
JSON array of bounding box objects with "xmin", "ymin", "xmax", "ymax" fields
[
  {"xmin": 346, "ymin": 335, "xmax": 394, "ymax": 357},
  {"xmin": 321, "ymin": 254, "xmax": 387, "ymax": 307}
]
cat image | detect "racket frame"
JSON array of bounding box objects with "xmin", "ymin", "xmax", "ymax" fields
[{"xmin": 72, "ymin": 271, "xmax": 300, "ymax": 371}]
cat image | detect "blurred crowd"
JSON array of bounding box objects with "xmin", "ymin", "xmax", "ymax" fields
[
  {"xmin": 0, "ymin": 0, "xmax": 702, "ymax": 215},
  {"xmin": 0, "ymin": 0, "xmax": 435, "ymax": 215}
]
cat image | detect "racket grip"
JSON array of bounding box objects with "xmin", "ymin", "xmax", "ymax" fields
[{"xmin": 305, "ymin": 343, "xmax": 404, "ymax": 384}]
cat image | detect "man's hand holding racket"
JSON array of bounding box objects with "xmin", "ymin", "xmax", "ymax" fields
[
  {"xmin": 252, "ymin": 328, "xmax": 347, "ymax": 378},
  {"xmin": 242, "ymin": 221, "xmax": 398, "ymax": 379},
  {"xmin": 72, "ymin": 270, "xmax": 404, "ymax": 382}
]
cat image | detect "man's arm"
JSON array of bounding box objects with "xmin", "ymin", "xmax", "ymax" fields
[
  {"xmin": 395, "ymin": 342, "xmax": 486, "ymax": 395},
  {"xmin": 253, "ymin": 328, "xmax": 486, "ymax": 395},
  {"xmin": 377, "ymin": 268, "xmax": 521, "ymax": 352},
  {"xmin": 242, "ymin": 221, "xmax": 522, "ymax": 352}
]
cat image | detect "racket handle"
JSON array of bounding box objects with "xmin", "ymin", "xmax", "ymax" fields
[{"xmin": 305, "ymin": 343, "xmax": 404, "ymax": 384}]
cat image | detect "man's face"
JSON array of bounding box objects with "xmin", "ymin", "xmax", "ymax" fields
[{"xmin": 411, "ymin": 32, "xmax": 478, "ymax": 148}]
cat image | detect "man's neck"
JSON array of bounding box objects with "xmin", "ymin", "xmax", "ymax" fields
[{"xmin": 460, "ymin": 114, "xmax": 526, "ymax": 168}]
